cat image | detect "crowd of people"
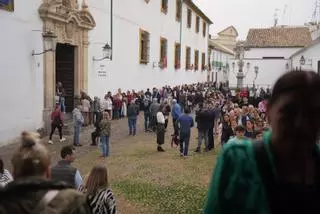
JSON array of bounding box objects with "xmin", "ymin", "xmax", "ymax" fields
[
  {"xmin": 50, "ymin": 80, "xmax": 271, "ymax": 158},
  {"xmin": 1, "ymin": 70, "xmax": 320, "ymax": 213}
]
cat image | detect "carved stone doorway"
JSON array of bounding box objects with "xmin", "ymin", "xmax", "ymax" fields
[{"xmin": 39, "ymin": 0, "xmax": 96, "ymax": 133}]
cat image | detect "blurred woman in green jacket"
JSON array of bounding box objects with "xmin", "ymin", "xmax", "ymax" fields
[{"xmin": 204, "ymin": 70, "xmax": 320, "ymax": 214}]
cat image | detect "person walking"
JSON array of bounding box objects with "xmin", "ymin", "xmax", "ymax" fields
[
  {"xmin": 171, "ymin": 99, "xmax": 182, "ymax": 136},
  {"xmin": 49, "ymin": 105, "xmax": 66, "ymax": 144},
  {"xmin": 177, "ymin": 107, "xmax": 194, "ymax": 157},
  {"xmin": 127, "ymin": 100, "xmax": 139, "ymax": 136},
  {"xmin": 156, "ymin": 105, "xmax": 166, "ymax": 152},
  {"xmin": 73, "ymin": 105, "xmax": 84, "ymax": 147},
  {"xmin": 51, "ymin": 145, "xmax": 83, "ymax": 189},
  {"xmin": 99, "ymin": 112, "xmax": 111, "ymax": 157}
]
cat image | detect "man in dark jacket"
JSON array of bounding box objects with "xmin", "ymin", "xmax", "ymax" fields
[
  {"xmin": 127, "ymin": 100, "xmax": 140, "ymax": 136},
  {"xmin": 195, "ymin": 103, "xmax": 211, "ymax": 152},
  {"xmin": 143, "ymin": 95, "xmax": 152, "ymax": 132},
  {"xmin": 51, "ymin": 146, "xmax": 83, "ymax": 189},
  {"xmin": 207, "ymin": 103, "xmax": 216, "ymax": 151}
]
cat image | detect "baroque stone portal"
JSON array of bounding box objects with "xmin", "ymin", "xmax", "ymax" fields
[{"xmin": 39, "ymin": 0, "xmax": 96, "ymax": 132}]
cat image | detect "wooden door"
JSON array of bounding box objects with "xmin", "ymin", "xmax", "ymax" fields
[{"xmin": 56, "ymin": 44, "xmax": 75, "ymax": 113}]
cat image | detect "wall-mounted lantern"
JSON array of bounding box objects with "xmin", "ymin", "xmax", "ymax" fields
[
  {"xmin": 32, "ymin": 31, "xmax": 57, "ymax": 56},
  {"xmin": 299, "ymin": 55, "xmax": 312, "ymax": 67},
  {"xmin": 300, "ymin": 55, "xmax": 306, "ymax": 65},
  {"xmin": 93, "ymin": 43, "xmax": 112, "ymax": 61}
]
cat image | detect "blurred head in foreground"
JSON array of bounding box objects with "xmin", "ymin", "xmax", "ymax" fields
[{"xmin": 268, "ymin": 71, "xmax": 320, "ymax": 153}]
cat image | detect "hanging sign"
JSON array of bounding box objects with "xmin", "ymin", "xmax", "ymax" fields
[{"xmin": 97, "ymin": 63, "xmax": 107, "ymax": 78}]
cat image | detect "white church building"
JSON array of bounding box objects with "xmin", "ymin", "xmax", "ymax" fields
[
  {"xmin": 0, "ymin": 0, "xmax": 212, "ymax": 142},
  {"xmin": 228, "ymin": 26, "xmax": 313, "ymax": 88}
]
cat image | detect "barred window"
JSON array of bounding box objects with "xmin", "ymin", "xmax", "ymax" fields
[
  {"xmin": 139, "ymin": 29, "xmax": 150, "ymax": 64},
  {"xmin": 186, "ymin": 47, "xmax": 191, "ymax": 69},
  {"xmin": 196, "ymin": 16, "xmax": 200, "ymax": 33},
  {"xmin": 187, "ymin": 9, "xmax": 192, "ymax": 28},
  {"xmin": 203, "ymin": 21, "xmax": 207, "ymax": 37},
  {"xmin": 194, "ymin": 50, "xmax": 199, "ymax": 71},
  {"xmin": 176, "ymin": 0, "xmax": 182, "ymax": 22},
  {"xmin": 160, "ymin": 37, "xmax": 168, "ymax": 68},
  {"xmin": 0, "ymin": 0, "xmax": 14, "ymax": 12},
  {"xmin": 201, "ymin": 52, "xmax": 206, "ymax": 70},
  {"xmin": 174, "ymin": 43, "xmax": 181, "ymax": 69},
  {"xmin": 161, "ymin": 0, "xmax": 168, "ymax": 14}
]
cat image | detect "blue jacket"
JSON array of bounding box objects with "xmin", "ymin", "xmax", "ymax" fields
[
  {"xmin": 177, "ymin": 114, "xmax": 194, "ymax": 133},
  {"xmin": 171, "ymin": 103, "xmax": 182, "ymax": 120}
]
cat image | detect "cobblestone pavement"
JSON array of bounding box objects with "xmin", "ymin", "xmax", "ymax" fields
[{"xmin": 0, "ymin": 115, "xmax": 137, "ymax": 171}]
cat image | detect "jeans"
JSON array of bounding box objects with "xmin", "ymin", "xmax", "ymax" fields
[
  {"xmin": 198, "ymin": 129, "xmax": 209, "ymax": 149},
  {"xmin": 73, "ymin": 122, "xmax": 81, "ymax": 145},
  {"xmin": 94, "ymin": 112, "xmax": 101, "ymax": 124},
  {"xmin": 113, "ymin": 108, "xmax": 120, "ymax": 119},
  {"xmin": 60, "ymin": 97, "xmax": 66, "ymax": 113},
  {"xmin": 180, "ymin": 132, "xmax": 191, "ymax": 156},
  {"xmin": 144, "ymin": 112, "xmax": 150, "ymax": 131},
  {"xmin": 100, "ymin": 135, "xmax": 109, "ymax": 156},
  {"xmin": 128, "ymin": 117, "xmax": 137, "ymax": 135}
]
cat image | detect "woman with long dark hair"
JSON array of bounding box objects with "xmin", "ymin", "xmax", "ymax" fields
[{"xmin": 205, "ymin": 71, "xmax": 320, "ymax": 214}]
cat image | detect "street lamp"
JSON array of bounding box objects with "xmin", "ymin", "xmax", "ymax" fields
[
  {"xmin": 234, "ymin": 42, "xmax": 245, "ymax": 88},
  {"xmin": 93, "ymin": 43, "xmax": 112, "ymax": 61},
  {"xmin": 253, "ymin": 65, "xmax": 259, "ymax": 89},
  {"xmin": 300, "ymin": 56, "xmax": 306, "ymax": 66},
  {"xmin": 32, "ymin": 31, "xmax": 57, "ymax": 56}
]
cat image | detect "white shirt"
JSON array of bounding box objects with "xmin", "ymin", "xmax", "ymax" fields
[
  {"xmin": 156, "ymin": 112, "xmax": 165, "ymax": 124},
  {"xmin": 102, "ymin": 98, "xmax": 113, "ymax": 110}
]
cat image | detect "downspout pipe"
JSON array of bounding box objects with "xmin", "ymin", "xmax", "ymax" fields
[
  {"xmin": 110, "ymin": 0, "xmax": 113, "ymax": 61},
  {"xmin": 179, "ymin": 0, "xmax": 183, "ymax": 65}
]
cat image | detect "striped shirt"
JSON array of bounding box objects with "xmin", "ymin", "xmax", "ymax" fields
[{"xmin": 80, "ymin": 187, "xmax": 117, "ymax": 214}]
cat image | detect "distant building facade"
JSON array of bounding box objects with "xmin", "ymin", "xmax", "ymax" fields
[
  {"xmin": 211, "ymin": 26, "xmax": 238, "ymax": 51},
  {"xmin": 229, "ymin": 26, "xmax": 312, "ymax": 88},
  {"xmin": 208, "ymin": 39, "xmax": 234, "ymax": 84}
]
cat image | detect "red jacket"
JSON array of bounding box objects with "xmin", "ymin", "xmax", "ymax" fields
[{"xmin": 51, "ymin": 110, "xmax": 63, "ymax": 125}]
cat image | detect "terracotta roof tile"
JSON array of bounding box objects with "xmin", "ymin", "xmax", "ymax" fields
[{"xmin": 245, "ymin": 27, "xmax": 312, "ymax": 48}]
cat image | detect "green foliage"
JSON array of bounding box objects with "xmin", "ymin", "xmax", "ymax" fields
[{"xmin": 113, "ymin": 180, "xmax": 207, "ymax": 214}]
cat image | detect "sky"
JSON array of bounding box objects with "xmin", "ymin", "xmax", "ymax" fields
[{"xmin": 194, "ymin": 0, "xmax": 316, "ymax": 39}]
